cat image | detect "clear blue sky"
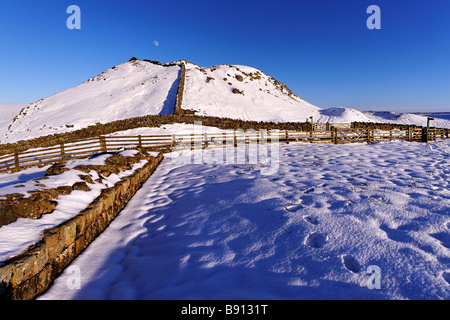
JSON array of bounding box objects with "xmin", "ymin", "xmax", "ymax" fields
[{"xmin": 1, "ymin": 0, "xmax": 449, "ymax": 112}]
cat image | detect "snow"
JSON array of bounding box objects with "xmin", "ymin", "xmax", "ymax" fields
[
  {"xmin": 0, "ymin": 154, "xmax": 148, "ymax": 263},
  {"xmin": 0, "ymin": 154, "xmax": 112, "ymax": 199},
  {"xmin": 365, "ymin": 111, "xmax": 450, "ymax": 128},
  {"xmin": 424, "ymin": 113, "xmax": 450, "ymax": 121},
  {"xmin": 316, "ymin": 107, "xmax": 375, "ymax": 124},
  {"xmin": 38, "ymin": 139, "xmax": 450, "ymax": 300},
  {"xmin": 1, "ymin": 60, "xmax": 181, "ymax": 144},
  {"xmin": 0, "ymin": 104, "xmax": 25, "ymax": 137},
  {"xmin": 118, "ymin": 149, "xmax": 139, "ymax": 158},
  {"xmin": 107, "ymin": 123, "xmax": 226, "ymax": 137},
  {"xmin": 182, "ymin": 63, "xmax": 322, "ymax": 123},
  {"xmin": 180, "ymin": 62, "xmax": 450, "ymax": 128}
]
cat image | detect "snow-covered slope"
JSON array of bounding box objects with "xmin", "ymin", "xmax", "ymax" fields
[
  {"xmin": 422, "ymin": 113, "xmax": 450, "ymax": 121},
  {"xmin": 2, "ymin": 60, "xmax": 181, "ymax": 143},
  {"xmin": 316, "ymin": 107, "xmax": 375, "ymax": 124},
  {"xmin": 0, "ymin": 104, "xmax": 26, "ymax": 137},
  {"xmin": 180, "ymin": 62, "xmax": 450, "ymax": 127},
  {"xmin": 364, "ymin": 111, "xmax": 450, "ymax": 128},
  {"xmin": 182, "ymin": 62, "xmax": 321, "ymax": 122}
]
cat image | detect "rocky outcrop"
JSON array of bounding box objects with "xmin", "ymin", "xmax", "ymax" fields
[{"xmin": 0, "ymin": 149, "xmax": 164, "ymax": 300}]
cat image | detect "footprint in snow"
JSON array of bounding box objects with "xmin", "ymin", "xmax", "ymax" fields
[
  {"xmin": 283, "ymin": 204, "xmax": 304, "ymax": 212},
  {"xmin": 342, "ymin": 254, "xmax": 361, "ymax": 273},
  {"xmin": 300, "ymin": 195, "xmax": 314, "ymax": 206},
  {"xmin": 303, "ymin": 215, "xmax": 319, "ymax": 225},
  {"xmin": 429, "ymin": 232, "xmax": 450, "ymax": 249},
  {"xmin": 442, "ymin": 271, "xmax": 450, "ymax": 285},
  {"xmin": 304, "ymin": 233, "xmax": 327, "ymax": 248}
]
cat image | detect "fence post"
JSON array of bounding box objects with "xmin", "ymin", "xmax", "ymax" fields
[
  {"xmin": 14, "ymin": 151, "xmax": 20, "ymax": 173},
  {"xmin": 407, "ymin": 127, "xmax": 412, "ymax": 142},
  {"xmin": 204, "ymin": 133, "xmax": 208, "ymax": 148},
  {"xmin": 222, "ymin": 132, "xmax": 226, "ymax": 148},
  {"xmin": 285, "ymin": 130, "xmax": 289, "ymax": 144},
  {"xmin": 172, "ymin": 134, "xmax": 177, "ymax": 148},
  {"xmin": 99, "ymin": 136, "xmax": 107, "ymax": 153},
  {"xmin": 334, "ymin": 128, "xmax": 338, "ymax": 144},
  {"xmin": 60, "ymin": 142, "xmax": 66, "ymax": 163},
  {"xmin": 138, "ymin": 135, "xmax": 142, "ymax": 147},
  {"xmin": 366, "ymin": 128, "xmax": 371, "ymax": 144}
]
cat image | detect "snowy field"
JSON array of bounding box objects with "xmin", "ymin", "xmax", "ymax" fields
[{"xmin": 38, "ymin": 139, "xmax": 450, "ymax": 300}]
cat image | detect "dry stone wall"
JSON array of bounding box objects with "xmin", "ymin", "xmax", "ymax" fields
[
  {"xmin": 174, "ymin": 62, "xmax": 187, "ymax": 116},
  {"xmin": 0, "ymin": 148, "xmax": 164, "ymax": 300},
  {"xmin": 0, "ymin": 114, "xmax": 314, "ymax": 156}
]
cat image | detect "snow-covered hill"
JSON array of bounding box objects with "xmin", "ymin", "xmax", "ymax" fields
[
  {"xmin": 181, "ymin": 62, "xmax": 321, "ymax": 122},
  {"xmin": 362, "ymin": 111, "xmax": 450, "ymax": 128},
  {"xmin": 1, "ymin": 58, "xmax": 449, "ymax": 145},
  {"xmin": 2, "ymin": 59, "xmax": 181, "ymax": 143},
  {"xmin": 180, "ymin": 62, "xmax": 450, "ymax": 127}
]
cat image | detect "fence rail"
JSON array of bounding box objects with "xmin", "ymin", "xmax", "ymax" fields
[{"xmin": 0, "ymin": 127, "xmax": 448, "ymax": 173}]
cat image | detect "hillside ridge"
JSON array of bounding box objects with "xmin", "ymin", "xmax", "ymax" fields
[{"xmin": 2, "ymin": 57, "xmax": 450, "ymax": 145}]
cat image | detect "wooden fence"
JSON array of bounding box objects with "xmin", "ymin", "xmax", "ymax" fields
[
  {"xmin": 313, "ymin": 123, "xmax": 352, "ymax": 131},
  {"xmin": 0, "ymin": 135, "xmax": 173, "ymax": 174},
  {"xmin": 334, "ymin": 127, "xmax": 447, "ymax": 144},
  {"xmin": 0, "ymin": 127, "xmax": 448, "ymax": 173}
]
